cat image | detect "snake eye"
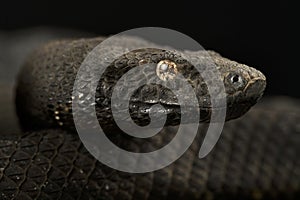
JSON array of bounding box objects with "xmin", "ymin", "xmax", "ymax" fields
[
  {"xmin": 230, "ymin": 74, "xmax": 241, "ymax": 84},
  {"xmin": 156, "ymin": 60, "xmax": 178, "ymax": 81},
  {"xmin": 228, "ymin": 73, "xmax": 245, "ymax": 89}
]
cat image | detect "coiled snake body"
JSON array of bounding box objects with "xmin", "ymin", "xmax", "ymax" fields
[{"xmin": 0, "ymin": 37, "xmax": 299, "ymax": 199}]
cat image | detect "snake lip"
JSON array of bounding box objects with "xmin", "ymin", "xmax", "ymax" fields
[
  {"xmin": 129, "ymin": 100, "xmax": 230, "ymax": 124},
  {"xmin": 130, "ymin": 101, "xmax": 227, "ymax": 110}
]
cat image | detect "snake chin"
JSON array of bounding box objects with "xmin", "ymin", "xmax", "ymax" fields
[{"xmin": 225, "ymin": 100, "xmax": 257, "ymax": 121}]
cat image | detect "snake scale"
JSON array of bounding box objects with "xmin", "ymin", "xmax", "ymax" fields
[{"xmin": 0, "ymin": 36, "xmax": 299, "ymax": 199}]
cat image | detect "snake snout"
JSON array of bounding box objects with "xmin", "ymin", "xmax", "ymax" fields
[
  {"xmin": 225, "ymin": 70, "xmax": 266, "ymax": 121},
  {"xmin": 244, "ymin": 77, "xmax": 266, "ymax": 104}
]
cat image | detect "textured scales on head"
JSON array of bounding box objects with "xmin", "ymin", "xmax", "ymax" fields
[
  {"xmin": 123, "ymin": 47, "xmax": 266, "ymax": 123},
  {"xmin": 16, "ymin": 36, "xmax": 266, "ymax": 130},
  {"xmin": 207, "ymin": 51, "xmax": 266, "ymax": 119}
]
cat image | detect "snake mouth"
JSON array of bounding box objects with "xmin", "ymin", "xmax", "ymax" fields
[
  {"xmin": 128, "ymin": 100, "xmax": 228, "ymax": 126},
  {"xmin": 129, "ymin": 96, "xmax": 261, "ymax": 126}
]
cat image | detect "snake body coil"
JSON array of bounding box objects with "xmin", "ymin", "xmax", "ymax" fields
[{"xmin": 0, "ymin": 37, "xmax": 298, "ymax": 199}]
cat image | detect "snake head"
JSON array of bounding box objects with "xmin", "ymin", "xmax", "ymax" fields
[
  {"xmin": 15, "ymin": 37, "xmax": 266, "ymax": 131},
  {"xmin": 99, "ymin": 48, "xmax": 266, "ymax": 127},
  {"xmin": 211, "ymin": 51, "xmax": 267, "ymax": 120}
]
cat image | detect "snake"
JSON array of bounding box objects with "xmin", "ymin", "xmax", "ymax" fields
[{"xmin": 0, "ymin": 36, "xmax": 299, "ymax": 199}]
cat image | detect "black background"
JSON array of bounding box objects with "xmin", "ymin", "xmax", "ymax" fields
[{"xmin": 0, "ymin": 1, "xmax": 296, "ymax": 97}]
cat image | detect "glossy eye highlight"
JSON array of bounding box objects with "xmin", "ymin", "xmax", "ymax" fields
[
  {"xmin": 227, "ymin": 72, "xmax": 245, "ymax": 89},
  {"xmin": 230, "ymin": 74, "xmax": 242, "ymax": 84},
  {"xmin": 156, "ymin": 60, "xmax": 178, "ymax": 81}
]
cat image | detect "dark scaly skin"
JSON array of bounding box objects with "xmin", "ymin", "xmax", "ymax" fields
[
  {"xmin": 15, "ymin": 37, "xmax": 266, "ymax": 131},
  {"xmin": 4, "ymin": 37, "xmax": 295, "ymax": 199},
  {"xmin": 0, "ymin": 102, "xmax": 300, "ymax": 199}
]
